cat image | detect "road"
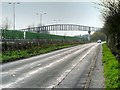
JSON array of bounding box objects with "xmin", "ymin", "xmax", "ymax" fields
[{"xmin": 0, "ymin": 43, "xmax": 102, "ymax": 89}]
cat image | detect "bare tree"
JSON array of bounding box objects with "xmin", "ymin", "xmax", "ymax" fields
[
  {"xmin": 98, "ymin": 0, "xmax": 120, "ymax": 57},
  {"xmin": 2, "ymin": 17, "xmax": 11, "ymax": 30}
]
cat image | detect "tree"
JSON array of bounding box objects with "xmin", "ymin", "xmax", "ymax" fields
[
  {"xmin": 91, "ymin": 31, "xmax": 106, "ymax": 41},
  {"xmin": 1, "ymin": 18, "xmax": 11, "ymax": 39},
  {"xmin": 2, "ymin": 17, "xmax": 11, "ymax": 30},
  {"xmin": 98, "ymin": 0, "xmax": 120, "ymax": 55}
]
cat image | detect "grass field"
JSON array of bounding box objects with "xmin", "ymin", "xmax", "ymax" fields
[{"xmin": 102, "ymin": 43, "xmax": 120, "ymax": 88}]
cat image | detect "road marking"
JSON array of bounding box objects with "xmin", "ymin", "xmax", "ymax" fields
[{"xmin": 30, "ymin": 63, "xmax": 41, "ymax": 69}]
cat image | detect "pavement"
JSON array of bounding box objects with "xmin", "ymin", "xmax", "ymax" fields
[{"xmin": 0, "ymin": 43, "xmax": 104, "ymax": 89}]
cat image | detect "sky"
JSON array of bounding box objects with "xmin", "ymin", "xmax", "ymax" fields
[{"xmin": 1, "ymin": 0, "xmax": 103, "ymax": 36}]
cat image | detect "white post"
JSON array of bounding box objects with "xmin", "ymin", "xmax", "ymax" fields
[{"xmin": 24, "ymin": 31, "xmax": 26, "ymax": 39}]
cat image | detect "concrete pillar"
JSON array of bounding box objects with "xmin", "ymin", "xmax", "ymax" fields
[
  {"xmin": 61, "ymin": 25, "xmax": 62, "ymax": 30},
  {"xmin": 40, "ymin": 27, "xmax": 41, "ymax": 32},
  {"xmin": 71, "ymin": 25, "xmax": 72, "ymax": 30},
  {"xmin": 48, "ymin": 26, "xmax": 50, "ymax": 31},
  {"xmin": 65, "ymin": 25, "xmax": 66, "ymax": 30},
  {"xmin": 50, "ymin": 26, "xmax": 51, "ymax": 31},
  {"xmin": 63, "ymin": 24, "xmax": 65, "ymax": 31},
  {"xmin": 68, "ymin": 25, "xmax": 71, "ymax": 30},
  {"xmin": 72, "ymin": 25, "xmax": 74, "ymax": 31},
  {"xmin": 72, "ymin": 25, "xmax": 74, "ymax": 30},
  {"xmin": 62, "ymin": 24, "xmax": 63, "ymax": 31},
  {"xmin": 65, "ymin": 25, "xmax": 67, "ymax": 30},
  {"xmin": 60, "ymin": 25, "xmax": 61, "ymax": 30},
  {"xmin": 64, "ymin": 25, "xmax": 66, "ymax": 30},
  {"xmin": 73, "ymin": 25, "xmax": 75, "ymax": 30},
  {"xmin": 63, "ymin": 25, "xmax": 65, "ymax": 30},
  {"xmin": 42, "ymin": 26, "xmax": 44, "ymax": 31},
  {"xmin": 41, "ymin": 26, "xmax": 43, "ymax": 31},
  {"xmin": 44, "ymin": 26, "xmax": 46, "ymax": 33},
  {"xmin": 51, "ymin": 25, "xmax": 53, "ymax": 31},
  {"xmin": 45, "ymin": 26, "xmax": 47, "ymax": 31},
  {"xmin": 46, "ymin": 26, "xmax": 48, "ymax": 31},
  {"xmin": 55, "ymin": 25, "xmax": 57, "ymax": 31},
  {"xmin": 59, "ymin": 25, "xmax": 61, "ymax": 30},
  {"xmin": 78, "ymin": 26, "xmax": 80, "ymax": 30},
  {"xmin": 82, "ymin": 26, "xmax": 83, "ymax": 31},
  {"xmin": 58, "ymin": 25, "xmax": 60, "ymax": 31},
  {"xmin": 83, "ymin": 26, "xmax": 85, "ymax": 31},
  {"xmin": 52, "ymin": 25, "xmax": 54, "ymax": 31},
  {"xmin": 66, "ymin": 25, "xmax": 68, "ymax": 30},
  {"xmin": 66, "ymin": 25, "xmax": 67, "ymax": 30},
  {"xmin": 53, "ymin": 25, "xmax": 55, "ymax": 30},
  {"xmin": 37, "ymin": 27, "xmax": 40, "ymax": 32},
  {"xmin": 45, "ymin": 26, "xmax": 46, "ymax": 31},
  {"xmin": 43, "ymin": 26, "xmax": 44, "ymax": 31},
  {"xmin": 77, "ymin": 25, "xmax": 79, "ymax": 31}
]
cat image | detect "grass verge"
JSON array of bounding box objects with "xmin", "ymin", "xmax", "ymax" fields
[
  {"xmin": 102, "ymin": 43, "xmax": 120, "ymax": 88},
  {"xmin": 1, "ymin": 43, "xmax": 79, "ymax": 63}
]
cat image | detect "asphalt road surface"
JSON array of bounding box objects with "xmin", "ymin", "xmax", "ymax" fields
[{"xmin": 0, "ymin": 43, "xmax": 102, "ymax": 89}]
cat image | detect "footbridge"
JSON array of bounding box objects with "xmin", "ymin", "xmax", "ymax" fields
[{"xmin": 20, "ymin": 24, "xmax": 101, "ymax": 32}]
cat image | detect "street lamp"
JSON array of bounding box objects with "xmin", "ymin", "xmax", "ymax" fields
[
  {"xmin": 36, "ymin": 13, "xmax": 46, "ymax": 26},
  {"xmin": 53, "ymin": 19, "xmax": 60, "ymax": 35},
  {"xmin": 8, "ymin": 2, "xmax": 20, "ymax": 30},
  {"xmin": 53, "ymin": 19, "xmax": 60, "ymax": 24}
]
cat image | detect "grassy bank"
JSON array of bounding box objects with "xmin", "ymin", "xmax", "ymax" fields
[
  {"xmin": 2, "ymin": 30, "xmax": 78, "ymax": 40},
  {"xmin": 102, "ymin": 43, "xmax": 120, "ymax": 88},
  {"xmin": 1, "ymin": 43, "xmax": 79, "ymax": 63}
]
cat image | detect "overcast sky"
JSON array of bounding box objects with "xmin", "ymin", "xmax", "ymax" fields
[{"xmin": 1, "ymin": 0, "xmax": 103, "ymax": 36}]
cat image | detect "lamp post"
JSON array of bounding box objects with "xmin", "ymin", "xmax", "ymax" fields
[
  {"xmin": 53, "ymin": 19, "xmax": 60, "ymax": 35},
  {"xmin": 8, "ymin": 2, "xmax": 20, "ymax": 30},
  {"xmin": 36, "ymin": 13, "xmax": 46, "ymax": 26}
]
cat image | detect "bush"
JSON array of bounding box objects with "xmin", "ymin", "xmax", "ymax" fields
[{"xmin": 1, "ymin": 43, "xmax": 79, "ymax": 63}]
